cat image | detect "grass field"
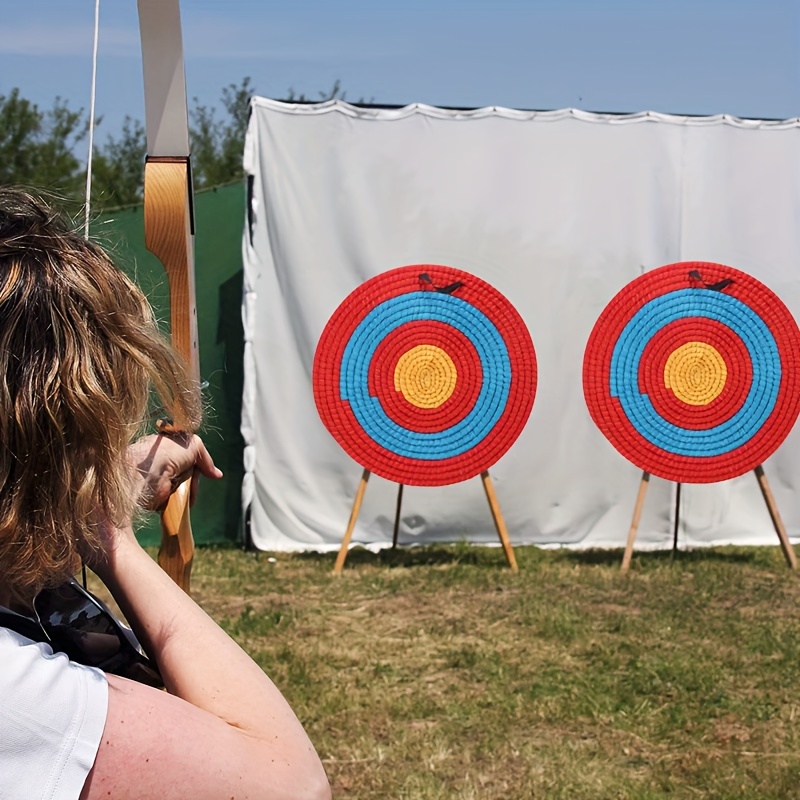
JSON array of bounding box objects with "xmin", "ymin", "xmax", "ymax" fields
[{"xmin": 163, "ymin": 544, "xmax": 800, "ymax": 798}]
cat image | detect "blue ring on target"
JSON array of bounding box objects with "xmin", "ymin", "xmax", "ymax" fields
[
  {"xmin": 610, "ymin": 289, "xmax": 780, "ymax": 457},
  {"xmin": 340, "ymin": 291, "xmax": 511, "ymax": 459}
]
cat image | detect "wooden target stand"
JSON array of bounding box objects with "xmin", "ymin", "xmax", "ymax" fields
[
  {"xmin": 332, "ymin": 469, "xmax": 519, "ymax": 574},
  {"xmin": 621, "ymin": 466, "xmax": 798, "ymax": 572}
]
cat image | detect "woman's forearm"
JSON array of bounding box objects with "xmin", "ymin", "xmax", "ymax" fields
[{"xmin": 93, "ymin": 527, "xmax": 327, "ymax": 785}]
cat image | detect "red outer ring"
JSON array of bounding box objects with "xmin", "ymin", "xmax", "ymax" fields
[
  {"xmin": 583, "ymin": 261, "xmax": 800, "ymax": 483},
  {"xmin": 313, "ymin": 265, "xmax": 537, "ymax": 486}
]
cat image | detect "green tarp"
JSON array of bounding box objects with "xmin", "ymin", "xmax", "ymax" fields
[{"xmin": 98, "ymin": 182, "xmax": 245, "ymax": 545}]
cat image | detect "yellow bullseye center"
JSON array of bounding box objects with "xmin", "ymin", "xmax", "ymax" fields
[
  {"xmin": 664, "ymin": 341, "xmax": 727, "ymax": 406},
  {"xmin": 394, "ymin": 345, "xmax": 458, "ymax": 408}
]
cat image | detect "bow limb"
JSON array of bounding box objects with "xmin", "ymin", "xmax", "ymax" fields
[{"xmin": 138, "ymin": 0, "xmax": 199, "ymax": 592}]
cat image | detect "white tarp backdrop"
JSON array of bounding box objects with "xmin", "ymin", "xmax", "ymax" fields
[{"xmin": 242, "ymin": 97, "xmax": 800, "ymax": 554}]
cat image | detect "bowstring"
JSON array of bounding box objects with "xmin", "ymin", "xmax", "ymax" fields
[
  {"xmin": 84, "ymin": 0, "xmax": 101, "ymax": 239},
  {"xmin": 82, "ymin": 0, "xmax": 101, "ymax": 589}
]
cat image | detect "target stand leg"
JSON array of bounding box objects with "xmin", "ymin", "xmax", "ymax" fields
[
  {"xmin": 480, "ymin": 471, "xmax": 518, "ymax": 573},
  {"xmin": 621, "ymin": 471, "xmax": 650, "ymax": 573},
  {"xmin": 333, "ymin": 469, "xmax": 371, "ymax": 575},
  {"xmin": 754, "ymin": 465, "xmax": 797, "ymax": 570},
  {"xmin": 392, "ymin": 484, "xmax": 404, "ymax": 549}
]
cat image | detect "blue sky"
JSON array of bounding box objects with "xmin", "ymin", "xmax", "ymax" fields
[{"xmin": 2, "ymin": 0, "xmax": 799, "ymax": 147}]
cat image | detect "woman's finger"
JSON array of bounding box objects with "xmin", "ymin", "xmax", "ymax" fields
[{"xmin": 190, "ymin": 436, "xmax": 224, "ymax": 480}]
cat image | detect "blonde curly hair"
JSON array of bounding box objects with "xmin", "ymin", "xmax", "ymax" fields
[{"xmin": 0, "ymin": 188, "xmax": 201, "ymax": 599}]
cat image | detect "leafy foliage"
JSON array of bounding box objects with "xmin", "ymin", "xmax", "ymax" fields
[
  {"xmin": 89, "ymin": 116, "xmax": 147, "ymax": 208},
  {"xmin": 0, "ymin": 88, "xmax": 88, "ymax": 199},
  {"xmin": 190, "ymin": 78, "xmax": 253, "ymax": 190}
]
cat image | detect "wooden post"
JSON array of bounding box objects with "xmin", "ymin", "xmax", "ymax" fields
[
  {"xmin": 754, "ymin": 465, "xmax": 797, "ymax": 569},
  {"xmin": 621, "ymin": 471, "xmax": 650, "ymax": 573},
  {"xmin": 480, "ymin": 471, "xmax": 518, "ymax": 573},
  {"xmin": 392, "ymin": 484, "xmax": 404, "ymax": 549},
  {"xmin": 333, "ymin": 469, "xmax": 370, "ymax": 575}
]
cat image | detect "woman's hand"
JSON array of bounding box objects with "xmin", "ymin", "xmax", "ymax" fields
[{"xmin": 127, "ymin": 433, "xmax": 223, "ymax": 512}]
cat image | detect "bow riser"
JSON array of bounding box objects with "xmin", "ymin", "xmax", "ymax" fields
[
  {"xmin": 142, "ymin": 154, "xmax": 198, "ymax": 594},
  {"xmin": 142, "ymin": 158, "xmax": 200, "ymax": 382},
  {"xmin": 138, "ymin": 0, "xmax": 198, "ymax": 593}
]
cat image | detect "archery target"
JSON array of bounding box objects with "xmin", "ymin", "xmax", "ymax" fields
[
  {"xmin": 313, "ymin": 265, "xmax": 537, "ymax": 486},
  {"xmin": 583, "ymin": 261, "xmax": 800, "ymax": 483}
]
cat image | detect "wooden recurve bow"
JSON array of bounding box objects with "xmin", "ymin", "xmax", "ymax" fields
[{"xmin": 137, "ymin": 0, "xmax": 200, "ymax": 592}]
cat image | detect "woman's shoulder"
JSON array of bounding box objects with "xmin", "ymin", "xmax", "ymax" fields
[{"xmin": 0, "ymin": 626, "xmax": 108, "ymax": 800}]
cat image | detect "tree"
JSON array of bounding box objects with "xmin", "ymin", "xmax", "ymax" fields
[
  {"xmin": 190, "ymin": 77, "xmax": 254, "ymax": 189},
  {"xmin": 90, "ymin": 116, "xmax": 146, "ymax": 208},
  {"xmin": 0, "ymin": 89, "xmax": 87, "ymax": 197}
]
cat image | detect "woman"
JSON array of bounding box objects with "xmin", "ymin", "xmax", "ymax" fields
[{"xmin": 0, "ymin": 188, "xmax": 331, "ymax": 800}]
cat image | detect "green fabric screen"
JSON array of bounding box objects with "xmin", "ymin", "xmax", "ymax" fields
[{"xmin": 97, "ymin": 182, "xmax": 245, "ymax": 545}]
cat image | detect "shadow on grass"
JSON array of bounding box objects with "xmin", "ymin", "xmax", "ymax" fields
[
  {"xmin": 233, "ymin": 541, "xmax": 788, "ymax": 572},
  {"xmin": 293, "ymin": 544, "xmax": 508, "ymax": 570},
  {"xmin": 562, "ymin": 546, "xmax": 780, "ymax": 568}
]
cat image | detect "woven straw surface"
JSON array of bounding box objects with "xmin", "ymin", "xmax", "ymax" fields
[
  {"xmin": 583, "ymin": 261, "xmax": 800, "ymax": 483},
  {"xmin": 313, "ymin": 265, "xmax": 537, "ymax": 486}
]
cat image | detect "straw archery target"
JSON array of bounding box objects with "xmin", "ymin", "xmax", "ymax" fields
[
  {"xmin": 583, "ymin": 261, "xmax": 800, "ymax": 483},
  {"xmin": 313, "ymin": 265, "xmax": 537, "ymax": 486}
]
